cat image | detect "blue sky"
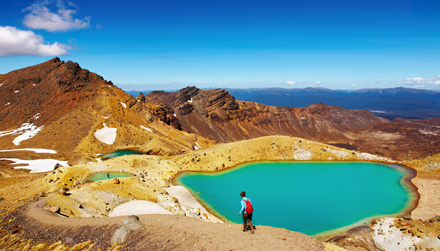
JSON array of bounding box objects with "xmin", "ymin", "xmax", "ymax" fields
[{"xmin": 1, "ymin": 0, "xmax": 440, "ymax": 91}]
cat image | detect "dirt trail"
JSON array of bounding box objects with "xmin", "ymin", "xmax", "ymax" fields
[{"xmin": 17, "ymin": 198, "xmax": 324, "ymax": 250}]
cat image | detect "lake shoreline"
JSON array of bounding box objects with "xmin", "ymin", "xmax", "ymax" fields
[{"xmin": 172, "ymin": 160, "xmax": 421, "ymax": 237}]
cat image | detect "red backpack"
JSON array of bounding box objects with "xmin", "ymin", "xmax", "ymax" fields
[{"xmin": 243, "ymin": 198, "xmax": 253, "ymax": 214}]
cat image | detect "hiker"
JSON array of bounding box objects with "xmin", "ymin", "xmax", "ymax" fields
[
  {"xmin": 107, "ymin": 172, "xmax": 110, "ymax": 179},
  {"xmin": 239, "ymin": 191, "xmax": 254, "ymax": 234}
]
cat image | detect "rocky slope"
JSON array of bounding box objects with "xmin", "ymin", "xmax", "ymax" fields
[
  {"xmin": 345, "ymin": 118, "xmax": 440, "ymax": 160},
  {"xmin": 146, "ymin": 87, "xmax": 440, "ymax": 161},
  {"xmin": 1, "ymin": 135, "xmax": 439, "ymax": 250},
  {"xmin": 145, "ymin": 86, "xmax": 388, "ymax": 142},
  {"xmin": 0, "ymin": 58, "xmax": 213, "ymax": 164}
]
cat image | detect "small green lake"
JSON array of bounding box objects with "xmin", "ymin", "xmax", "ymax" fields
[
  {"xmin": 87, "ymin": 172, "xmax": 133, "ymax": 181},
  {"xmin": 102, "ymin": 149, "xmax": 143, "ymax": 159},
  {"xmin": 177, "ymin": 161, "xmax": 417, "ymax": 236}
]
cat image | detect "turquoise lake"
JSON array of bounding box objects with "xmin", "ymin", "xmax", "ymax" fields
[
  {"xmin": 178, "ymin": 161, "xmax": 416, "ymax": 236},
  {"xmin": 87, "ymin": 172, "xmax": 133, "ymax": 181},
  {"xmin": 102, "ymin": 149, "xmax": 143, "ymax": 159}
]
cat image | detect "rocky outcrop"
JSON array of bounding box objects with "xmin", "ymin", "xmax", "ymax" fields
[
  {"xmin": 0, "ymin": 59, "xmax": 213, "ymax": 162},
  {"xmin": 146, "ymin": 87, "xmax": 440, "ymax": 161},
  {"xmin": 145, "ymin": 86, "xmax": 388, "ymax": 143},
  {"xmin": 348, "ymin": 118, "xmax": 440, "ymax": 160},
  {"xmin": 112, "ymin": 215, "xmax": 144, "ymax": 245}
]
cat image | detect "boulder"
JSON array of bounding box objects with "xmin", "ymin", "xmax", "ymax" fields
[
  {"xmin": 58, "ymin": 187, "xmax": 69, "ymax": 195},
  {"xmin": 9, "ymin": 225, "xmax": 21, "ymax": 234},
  {"xmin": 49, "ymin": 206, "xmax": 61, "ymax": 214},
  {"xmin": 114, "ymin": 178, "xmax": 120, "ymax": 184},
  {"xmin": 54, "ymin": 163, "xmax": 62, "ymax": 170},
  {"xmin": 136, "ymin": 92, "xmax": 145, "ymax": 103},
  {"xmin": 111, "ymin": 215, "xmax": 144, "ymax": 245}
]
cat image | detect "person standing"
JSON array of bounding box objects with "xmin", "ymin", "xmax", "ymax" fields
[{"xmin": 239, "ymin": 191, "xmax": 254, "ymax": 234}]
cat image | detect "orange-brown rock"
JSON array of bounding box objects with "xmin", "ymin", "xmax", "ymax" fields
[
  {"xmin": 0, "ymin": 59, "xmax": 213, "ymax": 163},
  {"xmin": 343, "ymin": 118, "xmax": 440, "ymax": 160},
  {"xmin": 146, "ymin": 87, "xmax": 440, "ymax": 161},
  {"xmin": 145, "ymin": 86, "xmax": 388, "ymax": 143}
]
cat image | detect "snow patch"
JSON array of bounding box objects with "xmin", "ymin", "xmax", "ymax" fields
[
  {"xmin": 14, "ymin": 90, "xmax": 19, "ymax": 93},
  {"xmin": 0, "ymin": 148, "xmax": 56, "ymax": 154},
  {"xmin": 32, "ymin": 113, "xmax": 40, "ymax": 120},
  {"xmin": 173, "ymin": 113, "xmax": 176, "ymax": 117},
  {"xmin": 0, "ymin": 83, "xmax": 3, "ymax": 87},
  {"xmin": 94, "ymin": 124, "xmax": 117, "ymax": 145},
  {"xmin": 140, "ymin": 125, "xmax": 153, "ymax": 133},
  {"xmin": 0, "ymin": 158, "xmax": 68, "ymax": 173},
  {"xmin": 4, "ymin": 102, "xmax": 10, "ymax": 106},
  {"xmin": 109, "ymin": 200, "xmax": 172, "ymax": 217},
  {"xmin": 119, "ymin": 102, "xmax": 127, "ymax": 108},
  {"xmin": 187, "ymin": 97, "xmax": 193, "ymax": 103},
  {"xmin": 194, "ymin": 142, "xmax": 201, "ymax": 150},
  {"xmin": 12, "ymin": 124, "xmax": 44, "ymax": 145},
  {"xmin": 0, "ymin": 123, "xmax": 44, "ymax": 145}
]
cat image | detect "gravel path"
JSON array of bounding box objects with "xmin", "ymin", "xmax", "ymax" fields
[{"xmin": 3, "ymin": 198, "xmax": 324, "ymax": 250}]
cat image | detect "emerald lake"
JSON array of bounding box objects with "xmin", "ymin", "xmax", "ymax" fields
[
  {"xmin": 86, "ymin": 172, "xmax": 133, "ymax": 181},
  {"xmin": 102, "ymin": 149, "xmax": 143, "ymax": 159},
  {"xmin": 177, "ymin": 161, "xmax": 417, "ymax": 236}
]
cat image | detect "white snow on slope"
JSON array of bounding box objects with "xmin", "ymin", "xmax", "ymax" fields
[
  {"xmin": 120, "ymin": 102, "xmax": 127, "ymax": 108},
  {"xmin": 32, "ymin": 113, "xmax": 40, "ymax": 120},
  {"xmin": 94, "ymin": 124, "xmax": 117, "ymax": 145},
  {"xmin": 194, "ymin": 142, "xmax": 201, "ymax": 150},
  {"xmin": 0, "ymin": 158, "xmax": 68, "ymax": 173},
  {"xmin": 140, "ymin": 125, "xmax": 153, "ymax": 133},
  {"xmin": 0, "ymin": 148, "xmax": 56, "ymax": 154},
  {"xmin": 0, "ymin": 123, "xmax": 44, "ymax": 145},
  {"xmin": 13, "ymin": 125, "xmax": 44, "ymax": 145},
  {"xmin": 109, "ymin": 200, "xmax": 172, "ymax": 217}
]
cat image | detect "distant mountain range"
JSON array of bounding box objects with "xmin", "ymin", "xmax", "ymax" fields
[
  {"xmin": 129, "ymin": 87, "xmax": 440, "ymax": 119},
  {"xmin": 2, "ymin": 59, "xmax": 439, "ymax": 162},
  {"xmin": 226, "ymin": 87, "xmax": 440, "ymax": 120}
]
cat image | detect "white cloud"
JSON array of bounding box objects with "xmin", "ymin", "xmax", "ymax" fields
[
  {"xmin": 0, "ymin": 26, "xmax": 70, "ymax": 57},
  {"xmin": 397, "ymin": 75, "xmax": 440, "ymax": 86},
  {"xmin": 316, "ymin": 81, "xmax": 321, "ymax": 84},
  {"xmin": 376, "ymin": 78, "xmax": 382, "ymax": 83},
  {"xmin": 286, "ymin": 80, "xmax": 296, "ymax": 86},
  {"xmin": 23, "ymin": 0, "xmax": 90, "ymax": 32}
]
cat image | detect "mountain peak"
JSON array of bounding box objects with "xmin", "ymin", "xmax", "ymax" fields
[{"xmin": 51, "ymin": 57, "xmax": 62, "ymax": 63}]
